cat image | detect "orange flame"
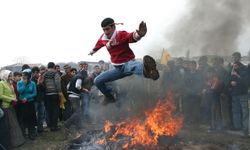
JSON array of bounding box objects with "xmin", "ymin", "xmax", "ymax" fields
[
  {"xmin": 103, "ymin": 92, "xmax": 183, "ymax": 148},
  {"xmin": 104, "ymin": 120, "xmax": 113, "ymax": 133},
  {"xmin": 96, "ymin": 138, "xmax": 105, "ymax": 145}
]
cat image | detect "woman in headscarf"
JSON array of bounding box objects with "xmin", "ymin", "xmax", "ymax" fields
[
  {"xmin": 0, "ymin": 69, "xmax": 25, "ymax": 149},
  {"xmin": 17, "ymin": 69, "xmax": 37, "ymax": 140}
]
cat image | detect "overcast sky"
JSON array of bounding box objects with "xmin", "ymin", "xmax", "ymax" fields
[
  {"xmin": 0, "ymin": 0, "xmax": 249, "ymax": 67},
  {"xmin": 0, "ymin": 0, "xmax": 187, "ymax": 67}
]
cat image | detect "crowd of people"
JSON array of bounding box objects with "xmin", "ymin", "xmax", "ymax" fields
[
  {"xmin": 1, "ymin": 51, "xmax": 250, "ymax": 149},
  {"xmin": 1, "ymin": 15, "xmax": 250, "ymax": 149},
  {"xmin": 161, "ymin": 52, "xmax": 250, "ymax": 137},
  {"xmin": 0, "ymin": 60, "xmax": 106, "ymax": 149}
]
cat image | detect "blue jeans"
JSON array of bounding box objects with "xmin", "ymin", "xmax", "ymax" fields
[
  {"xmin": 94, "ymin": 60, "xmax": 143, "ymax": 95},
  {"xmin": 81, "ymin": 92, "xmax": 90, "ymax": 119},
  {"xmin": 232, "ymin": 95, "xmax": 249, "ymax": 132},
  {"xmin": 34, "ymin": 101, "xmax": 46, "ymax": 131}
]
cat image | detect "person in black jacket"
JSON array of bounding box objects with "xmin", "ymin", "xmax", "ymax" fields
[
  {"xmin": 229, "ymin": 52, "xmax": 250, "ymax": 136},
  {"xmin": 43, "ymin": 62, "xmax": 61, "ymax": 131},
  {"xmin": 64, "ymin": 69, "xmax": 87, "ymax": 130}
]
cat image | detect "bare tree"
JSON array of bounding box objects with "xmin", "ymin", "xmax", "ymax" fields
[{"xmin": 13, "ymin": 56, "xmax": 29, "ymax": 65}]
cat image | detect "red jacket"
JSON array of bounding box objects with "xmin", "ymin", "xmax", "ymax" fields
[{"xmin": 93, "ymin": 30, "xmax": 141, "ymax": 65}]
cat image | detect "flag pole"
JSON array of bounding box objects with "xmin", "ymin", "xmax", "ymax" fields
[{"xmin": 160, "ymin": 48, "xmax": 165, "ymax": 64}]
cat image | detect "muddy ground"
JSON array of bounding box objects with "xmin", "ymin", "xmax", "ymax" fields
[
  {"xmin": 10, "ymin": 76, "xmax": 250, "ymax": 150},
  {"xmin": 11, "ymin": 123, "xmax": 250, "ymax": 150}
]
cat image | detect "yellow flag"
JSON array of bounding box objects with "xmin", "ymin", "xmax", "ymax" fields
[
  {"xmin": 59, "ymin": 92, "xmax": 66, "ymax": 109},
  {"xmin": 160, "ymin": 50, "xmax": 171, "ymax": 65}
]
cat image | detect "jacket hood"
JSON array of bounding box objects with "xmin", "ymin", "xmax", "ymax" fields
[{"xmin": 0, "ymin": 70, "xmax": 12, "ymax": 81}]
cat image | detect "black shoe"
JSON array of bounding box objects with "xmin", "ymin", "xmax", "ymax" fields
[
  {"xmin": 102, "ymin": 94, "xmax": 116, "ymax": 105},
  {"xmin": 50, "ymin": 127, "xmax": 60, "ymax": 132},
  {"xmin": 28, "ymin": 134, "xmax": 35, "ymax": 140},
  {"xmin": 37, "ymin": 129, "xmax": 44, "ymax": 133},
  {"xmin": 143, "ymin": 55, "xmax": 159, "ymax": 80}
]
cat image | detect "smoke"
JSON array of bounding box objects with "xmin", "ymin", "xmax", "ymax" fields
[
  {"xmin": 89, "ymin": 76, "xmax": 163, "ymax": 124},
  {"xmin": 167, "ymin": 0, "xmax": 250, "ymax": 57}
]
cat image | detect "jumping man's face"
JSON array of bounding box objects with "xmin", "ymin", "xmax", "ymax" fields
[{"xmin": 102, "ymin": 25, "xmax": 115, "ymax": 39}]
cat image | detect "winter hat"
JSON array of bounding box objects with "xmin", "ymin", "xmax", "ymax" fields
[
  {"xmin": 0, "ymin": 70, "xmax": 12, "ymax": 81},
  {"xmin": 22, "ymin": 68, "xmax": 32, "ymax": 79},
  {"xmin": 78, "ymin": 61, "xmax": 88, "ymax": 65},
  {"xmin": 63, "ymin": 64, "xmax": 71, "ymax": 70}
]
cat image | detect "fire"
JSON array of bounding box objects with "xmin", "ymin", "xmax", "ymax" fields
[
  {"xmin": 96, "ymin": 138, "xmax": 105, "ymax": 145},
  {"xmin": 104, "ymin": 120, "xmax": 113, "ymax": 133},
  {"xmin": 103, "ymin": 92, "xmax": 183, "ymax": 148}
]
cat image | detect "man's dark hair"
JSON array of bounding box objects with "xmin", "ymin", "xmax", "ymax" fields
[
  {"xmin": 47, "ymin": 62, "xmax": 55, "ymax": 69},
  {"xmin": 70, "ymin": 68, "xmax": 77, "ymax": 73},
  {"xmin": 94, "ymin": 65, "xmax": 100, "ymax": 68},
  {"xmin": 13, "ymin": 71, "xmax": 22, "ymax": 77},
  {"xmin": 21, "ymin": 64, "xmax": 30, "ymax": 71},
  {"xmin": 190, "ymin": 60, "xmax": 197, "ymax": 66},
  {"xmin": 232, "ymin": 52, "xmax": 241, "ymax": 58},
  {"xmin": 98, "ymin": 60, "xmax": 105, "ymax": 64},
  {"xmin": 31, "ymin": 66, "xmax": 40, "ymax": 73},
  {"xmin": 101, "ymin": 18, "xmax": 114, "ymax": 27}
]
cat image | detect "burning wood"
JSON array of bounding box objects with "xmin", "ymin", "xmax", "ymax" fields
[
  {"xmin": 102, "ymin": 92, "xmax": 183, "ymax": 149},
  {"xmin": 104, "ymin": 120, "xmax": 113, "ymax": 133},
  {"xmin": 66, "ymin": 93, "xmax": 183, "ymax": 150},
  {"xmin": 96, "ymin": 138, "xmax": 105, "ymax": 145}
]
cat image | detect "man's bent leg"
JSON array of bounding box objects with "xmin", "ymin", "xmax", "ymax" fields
[
  {"xmin": 94, "ymin": 67, "xmax": 125, "ymax": 105},
  {"xmin": 94, "ymin": 68, "xmax": 123, "ymax": 96}
]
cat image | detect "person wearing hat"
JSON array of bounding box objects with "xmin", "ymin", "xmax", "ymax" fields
[
  {"xmin": 61, "ymin": 64, "xmax": 73, "ymax": 120},
  {"xmin": 17, "ymin": 69, "xmax": 37, "ymax": 140},
  {"xmin": 89, "ymin": 17, "xmax": 159, "ymax": 105}
]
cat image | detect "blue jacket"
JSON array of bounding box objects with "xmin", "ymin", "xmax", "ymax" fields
[{"xmin": 17, "ymin": 80, "xmax": 37, "ymax": 102}]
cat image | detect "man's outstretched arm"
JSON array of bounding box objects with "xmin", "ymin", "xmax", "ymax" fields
[
  {"xmin": 133, "ymin": 21, "xmax": 147, "ymax": 41},
  {"xmin": 89, "ymin": 37, "xmax": 105, "ymax": 55}
]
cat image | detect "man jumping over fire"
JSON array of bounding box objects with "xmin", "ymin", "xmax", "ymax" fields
[{"xmin": 89, "ymin": 17, "xmax": 159, "ymax": 105}]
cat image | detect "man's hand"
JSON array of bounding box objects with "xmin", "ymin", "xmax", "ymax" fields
[
  {"xmin": 136, "ymin": 21, "xmax": 147, "ymax": 37},
  {"xmin": 231, "ymin": 81, "xmax": 237, "ymax": 86},
  {"xmin": 88, "ymin": 51, "xmax": 95, "ymax": 56},
  {"xmin": 231, "ymin": 71, "xmax": 240, "ymax": 78},
  {"xmin": 11, "ymin": 99, "xmax": 18, "ymax": 106},
  {"xmin": 22, "ymin": 98, "xmax": 27, "ymax": 104},
  {"xmin": 81, "ymin": 88, "xmax": 89, "ymax": 93}
]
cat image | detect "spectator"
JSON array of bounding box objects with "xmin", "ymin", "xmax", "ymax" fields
[
  {"xmin": 61, "ymin": 64, "xmax": 73, "ymax": 120},
  {"xmin": 55, "ymin": 64, "xmax": 63, "ymax": 76},
  {"xmin": 17, "ymin": 69, "xmax": 37, "ymax": 140},
  {"xmin": 0, "ymin": 70, "xmax": 25, "ymax": 148},
  {"xmin": 43, "ymin": 62, "xmax": 62, "ymax": 131}
]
